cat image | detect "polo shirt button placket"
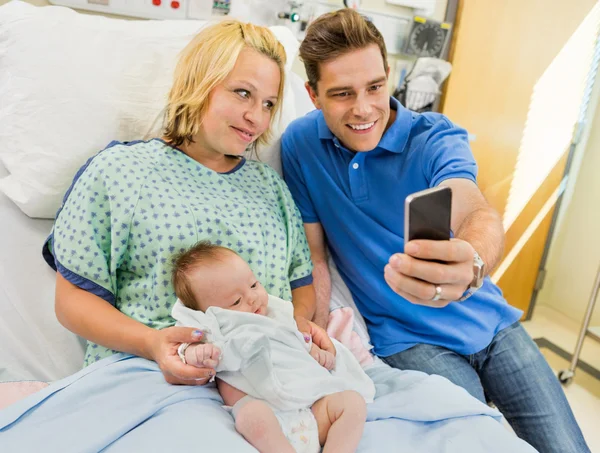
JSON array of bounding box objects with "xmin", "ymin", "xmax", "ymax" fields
[{"xmin": 349, "ymin": 155, "xmax": 367, "ymax": 201}]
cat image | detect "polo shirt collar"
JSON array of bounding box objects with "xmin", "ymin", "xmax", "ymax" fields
[
  {"xmin": 316, "ymin": 97, "xmax": 412, "ymax": 153},
  {"xmin": 317, "ymin": 112, "xmax": 334, "ymax": 140},
  {"xmin": 379, "ymin": 97, "xmax": 412, "ymax": 154}
]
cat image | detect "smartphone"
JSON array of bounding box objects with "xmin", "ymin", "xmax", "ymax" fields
[{"xmin": 404, "ymin": 186, "xmax": 452, "ymax": 242}]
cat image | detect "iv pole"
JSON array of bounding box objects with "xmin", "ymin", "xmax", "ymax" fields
[{"xmin": 558, "ymin": 262, "xmax": 600, "ymax": 385}]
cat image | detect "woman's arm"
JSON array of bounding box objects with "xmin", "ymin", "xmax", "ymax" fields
[
  {"xmin": 55, "ymin": 273, "xmax": 215, "ymax": 384},
  {"xmin": 55, "ymin": 273, "xmax": 154, "ymax": 359}
]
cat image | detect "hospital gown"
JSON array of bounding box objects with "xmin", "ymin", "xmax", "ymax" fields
[{"xmin": 43, "ymin": 139, "xmax": 313, "ymax": 366}]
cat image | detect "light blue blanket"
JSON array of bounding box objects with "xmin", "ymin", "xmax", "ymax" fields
[{"xmin": 0, "ymin": 354, "xmax": 538, "ymax": 452}]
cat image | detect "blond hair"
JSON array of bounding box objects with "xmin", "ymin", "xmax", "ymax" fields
[
  {"xmin": 164, "ymin": 20, "xmax": 287, "ymax": 148},
  {"xmin": 300, "ymin": 9, "xmax": 388, "ymax": 92}
]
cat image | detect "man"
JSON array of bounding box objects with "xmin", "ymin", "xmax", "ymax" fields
[{"xmin": 281, "ymin": 8, "xmax": 589, "ymax": 453}]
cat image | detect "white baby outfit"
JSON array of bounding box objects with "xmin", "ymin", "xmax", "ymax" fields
[{"xmin": 172, "ymin": 295, "xmax": 375, "ymax": 453}]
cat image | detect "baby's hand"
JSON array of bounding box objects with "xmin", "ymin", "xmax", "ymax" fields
[
  {"xmin": 309, "ymin": 343, "xmax": 336, "ymax": 370},
  {"xmin": 185, "ymin": 343, "xmax": 222, "ymax": 369}
]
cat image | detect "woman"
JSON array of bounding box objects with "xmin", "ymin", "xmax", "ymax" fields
[{"xmin": 43, "ymin": 19, "xmax": 333, "ymax": 386}]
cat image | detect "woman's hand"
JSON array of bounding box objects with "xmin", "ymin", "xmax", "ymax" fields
[
  {"xmin": 148, "ymin": 327, "xmax": 216, "ymax": 385},
  {"xmin": 295, "ymin": 315, "xmax": 337, "ymax": 357}
]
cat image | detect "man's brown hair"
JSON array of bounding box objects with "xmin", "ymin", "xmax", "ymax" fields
[
  {"xmin": 171, "ymin": 241, "xmax": 235, "ymax": 310},
  {"xmin": 299, "ymin": 8, "xmax": 389, "ymax": 92}
]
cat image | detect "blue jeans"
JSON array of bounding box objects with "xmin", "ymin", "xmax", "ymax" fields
[{"xmin": 382, "ymin": 322, "xmax": 589, "ymax": 453}]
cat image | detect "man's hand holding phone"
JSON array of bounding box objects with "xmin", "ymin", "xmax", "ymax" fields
[
  {"xmin": 384, "ymin": 238, "xmax": 475, "ymax": 308},
  {"xmin": 384, "ymin": 186, "xmax": 475, "ymax": 307}
]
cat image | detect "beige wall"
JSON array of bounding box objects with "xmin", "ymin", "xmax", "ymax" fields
[{"xmin": 536, "ymin": 68, "xmax": 600, "ymax": 326}]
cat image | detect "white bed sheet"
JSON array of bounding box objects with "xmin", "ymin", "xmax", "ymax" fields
[{"xmin": 0, "ymin": 161, "xmax": 86, "ymax": 382}]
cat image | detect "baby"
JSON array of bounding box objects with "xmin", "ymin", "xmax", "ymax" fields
[{"xmin": 171, "ymin": 241, "xmax": 373, "ymax": 453}]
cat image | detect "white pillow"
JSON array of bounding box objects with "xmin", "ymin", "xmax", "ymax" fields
[{"xmin": 0, "ymin": 1, "xmax": 302, "ymax": 218}]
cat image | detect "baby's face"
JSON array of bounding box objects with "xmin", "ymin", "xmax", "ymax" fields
[{"xmin": 188, "ymin": 251, "xmax": 269, "ymax": 315}]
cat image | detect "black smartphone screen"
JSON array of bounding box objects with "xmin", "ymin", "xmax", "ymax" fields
[{"xmin": 405, "ymin": 187, "xmax": 452, "ymax": 242}]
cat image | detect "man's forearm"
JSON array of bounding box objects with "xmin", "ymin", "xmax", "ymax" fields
[
  {"xmin": 455, "ymin": 206, "xmax": 505, "ymax": 274},
  {"xmin": 312, "ymin": 260, "xmax": 332, "ymax": 328}
]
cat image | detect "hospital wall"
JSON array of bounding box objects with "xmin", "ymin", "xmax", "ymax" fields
[
  {"xmin": 536, "ymin": 74, "xmax": 600, "ymax": 326},
  {"xmin": 2, "ymin": 0, "xmax": 448, "ymax": 22}
]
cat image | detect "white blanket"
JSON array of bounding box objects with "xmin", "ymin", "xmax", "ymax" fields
[{"xmin": 172, "ymin": 296, "xmax": 375, "ymax": 411}]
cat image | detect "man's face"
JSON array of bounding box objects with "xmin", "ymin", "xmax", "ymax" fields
[{"xmin": 306, "ymin": 44, "xmax": 394, "ymax": 153}]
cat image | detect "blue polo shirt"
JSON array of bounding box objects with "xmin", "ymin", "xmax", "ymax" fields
[{"xmin": 281, "ymin": 97, "xmax": 522, "ymax": 357}]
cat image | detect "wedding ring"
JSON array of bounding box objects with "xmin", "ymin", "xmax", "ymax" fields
[{"xmin": 431, "ymin": 285, "xmax": 442, "ymax": 301}]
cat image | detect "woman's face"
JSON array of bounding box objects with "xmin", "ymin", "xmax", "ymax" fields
[{"xmin": 197, "ymin": 47, "xmax": 281, "ymax": 157}]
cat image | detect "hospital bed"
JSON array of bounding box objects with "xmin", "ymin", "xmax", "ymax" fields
[
  {"xmin": 0, "ymin": 3, "xmax": 541, "ymax": 452},
  {"xmin": 0, "ymin": 159, "xmax": 86, "ymax": 382}
]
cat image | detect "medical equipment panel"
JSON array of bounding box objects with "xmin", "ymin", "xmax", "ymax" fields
[
  {"xmin": 48, "ymin": 0, "xmax": 226, "ymax": 20},
  {"xmin": 404, "ymin": 16, "xmax": 451, "ymax": 59}
]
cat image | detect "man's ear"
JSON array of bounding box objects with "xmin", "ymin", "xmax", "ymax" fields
[{"xmin": 305, "ymin": 82, "xmax": 321, "ymax": 110}]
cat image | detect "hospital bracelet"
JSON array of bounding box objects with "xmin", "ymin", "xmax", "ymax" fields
[{"xmin": 177, "ymin": 342, "xmax": 191, "ymax": 364}]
